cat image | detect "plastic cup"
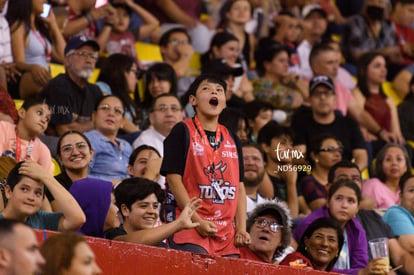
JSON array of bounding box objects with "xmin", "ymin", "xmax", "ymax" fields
[{"xmin": 368, "ymin": 238, "xmax": 390, "ymax": 272}]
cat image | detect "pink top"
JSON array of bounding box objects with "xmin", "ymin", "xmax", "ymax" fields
[
  {"xmin": 0, "ymin": 121, "xmax": 52, "ymax": 174},
  {"xmin": 362, "ymin": 178, "xmax": 399, "ymax": 209},
  {"xmin": 334, "ymin": 82, "xmax": 353, "ymax": 116}
]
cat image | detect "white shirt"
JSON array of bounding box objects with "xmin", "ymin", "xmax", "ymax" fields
[
  {"xmin": 297, "ymin": 39, "xmax": 313, "ymax": 80},
  {"xmin": 0, "ymin": 15, "xmax": 12, "ymax": 63},
  {"xmin": 247, "ymin": 193, "xmax": 267, "ymax": 216}
]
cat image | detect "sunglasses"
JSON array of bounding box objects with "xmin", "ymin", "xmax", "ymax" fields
[{"xmin": 319, "ymin": 146, "xmax": 344, "ymax": 154}]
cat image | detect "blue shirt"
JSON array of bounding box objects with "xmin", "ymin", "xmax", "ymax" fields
[
  {"xmin": 0, "ymin": 210, "xmax": 62, "ymax": 230},
  {"xmin": 383, "ymin": 205, "xmax": 414, "ymax": 236},
  {"xmin": 85, "ymin": 130, "xmax": 132, "ymax": 181}
]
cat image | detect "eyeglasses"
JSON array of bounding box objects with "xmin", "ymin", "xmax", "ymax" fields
[
  {"xmin": 168, "ymin": 39, "xmax": 189, "ymax": 46},
  {"xmin": 319, "ymin": 146, "xmax": 344, "ymax": 154},
  {"xmin": 97, "ymin": 104, "xmax": 124, "ymax": 116},
  {"xmin": 61, "ymin": 142, "xmax": 88, "ymax": 154},
  {"xmin": 69, "ymin": 50, "xmax": 99, "ymax": 60},
  {"xmin": 152, "ymin": 104, "xmax": 182, "ymax": 113},
  {"xmin": 254, "ymin": 218, "xmax": 283, "ymax": 233}
]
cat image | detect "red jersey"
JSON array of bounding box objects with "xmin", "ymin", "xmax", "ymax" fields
[
  {"xmin": 239, "ymin": 247, "xmax": 267, "ymax": 263},
  {"xmin": 172, "ymin": 118, "xmax": 240, "ymax": 256}
]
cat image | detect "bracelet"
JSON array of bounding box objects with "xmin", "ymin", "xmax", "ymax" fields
[
  {"xmin": 376, "ymin": 127, "xmax": 384, "ymax": 136},
  {"xmin": 84, "ymin": 13, "xmax": 94, "ymax": 24}
]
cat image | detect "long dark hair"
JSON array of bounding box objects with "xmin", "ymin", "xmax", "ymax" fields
[
  {"xmin": 7, "ymin": 0, "xmax": 50, "ymax": 39},
  {"xmin": 141, "ymin": 62, "xmax": 177, "ymax": 109},
  {"xmin": 97, "ymin": 54, "xmax": 139, "ymax": 122},
  {"xmin": 357, "ymin": 52, "xmax": 387, "ymax": 99},
  {"xmin": 297, "ymin": 217, "xmax": 344, "ymax": 271},
  {"xmin": 200, "ymin": 31, "xmax": 239, "ymax": 67}
]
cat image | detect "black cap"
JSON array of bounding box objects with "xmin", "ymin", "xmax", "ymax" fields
[
  {"xmin": 201, "ymin": 59, "xmax": 243, "ymax": 77},
  {"xmin": 309, "ymin": 75, "xmax": 335, "ymax": 95},
  {"xmin": 64, "ymin": 36, "xmax": 100, "ymax": 56}
]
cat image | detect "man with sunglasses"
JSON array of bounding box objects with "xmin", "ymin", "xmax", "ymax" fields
[
  {"xmin": 239, "ymin": 201, "xmax": 292, "ymax": 264},
  {"xmin": 291, "ymin": 75, "xmax": 368, "ymax": 171},
  {"xmin": 41, "ymin": 36, "xmax": 103, "ymax": 136}
]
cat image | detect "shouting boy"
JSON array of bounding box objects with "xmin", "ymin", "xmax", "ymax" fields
[{"xmin": 161, "ymin": 74, "xmax": 250, "ymax": 256}]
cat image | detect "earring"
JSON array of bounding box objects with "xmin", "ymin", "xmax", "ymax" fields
[
  {"xmin": 315, "ymin": 159, "xmax": 319, "ymax": 163},
  {"xmin": 305, "ymin": 246, "xmax": 307, "ymax": 251}
]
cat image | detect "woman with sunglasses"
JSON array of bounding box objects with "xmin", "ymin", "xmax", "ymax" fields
[
  {"xmin": 47, "ymin": 130, "xmax": 94, "ymax": 211},
  {"xmin": 96, "ymin": 54, "xmax": 141, "ymax": 136},
  {"xmin": 362, "ymin": 143, "xmax": 412, "ymax": 209},
  {"xmin": 281, "ymin": 217, "xmax": 343, "ymax": 272},
  {"xmin": 298, "ymin": 134, "xmax": 343, "ymax": 214}
]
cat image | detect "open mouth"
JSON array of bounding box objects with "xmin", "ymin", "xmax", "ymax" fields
[
  {"xmin": 209, "ymin": 97, "xmax": 219, "ymax": 106},
  {"xmin": 259, "ymin": 235, "xmax": 269, "ymax": 241}
]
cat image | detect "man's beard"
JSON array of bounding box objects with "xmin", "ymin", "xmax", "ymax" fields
[
  {"xmin": 71, "ymin": 64, "xmax": 93, "ymax": 80},
  {"xmin": 244, "ymin": 170, "xmax": 265, "ymax": 187}
]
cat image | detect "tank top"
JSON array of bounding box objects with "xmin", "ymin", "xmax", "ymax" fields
[
  {"xmin": 173, "ymin": 118, "xmax": 240, "ymax": 256},
  {"xmin": 24, "ymin": 28, "xmax": 51, "ymax": 69}
]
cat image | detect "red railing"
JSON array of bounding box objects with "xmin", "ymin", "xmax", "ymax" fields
[{"xmin": 35, "ymin": 230, "xmax": 332, "ymax": 275}]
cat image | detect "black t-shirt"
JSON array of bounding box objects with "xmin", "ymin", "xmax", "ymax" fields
[
  {"xmin": 160, "ymin": 122, "xmax": 244, "ymax": 181},
  {"xmin": 105, "ymin": 225, "xmax": 168, "ymax": 248},
  {"xmin": 41, "ymin": 73, "xmax": 103, "ymax": 132},
  {"xmin": 45, "ymin": 171, "xmax": 73, "ymax": 202},
  {"xmin": 291, "ymin": 107, "xmax": 366, "ymax": 162}
]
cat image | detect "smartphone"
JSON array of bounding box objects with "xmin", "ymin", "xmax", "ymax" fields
[
  {"xmin": 95, "ymin": 0, "xmax": 108, "ymax": 8},
  {"xmin": 40, "ymin": 3, "xmax": 51, "ymax": 18}
]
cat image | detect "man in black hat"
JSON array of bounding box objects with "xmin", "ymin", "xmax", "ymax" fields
[
  {"xmin": 291, "ymin": 75, "xmax": 368, "ymax": 170},
  {"xmin": 41, "ymin": 36, "xmax": 103, "ymax": 136}
]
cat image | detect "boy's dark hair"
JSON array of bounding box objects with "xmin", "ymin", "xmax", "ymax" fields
[
  {"xmin": 112, "ymin": 3, "xmax": 132, "ymax": 16},
  {"xmin": 114, "ymin": 177, "xmax": 164, "ymax": 217},
  {"xmin": 328, "ymin": 160, "xmax": 361, "ymax": 184},
  {"xmin": 159, "ymin": 27, "xmax": 191, "ymax": 47},
  {"xmin": 6, "ymin": 162, "xmax": 44, "ymax": 195},
  {"xmin": 243, "ymin": 100, "xmax": 273, "ymax": 121},
  {"xmin": 56, "ymin": 130, "xmax": 92, "ymax": 158},
  {"xmin": 187, "ymin": 74, "xmax": 227, "ymax": 97},
  {"xmin": 309, "ymin": 42, "xmax": 335, "ymax": 68},
  {"xmin": 6, "ymin": 162, "xmax": 24, "ymax": 191},
  {"xmin": 328, "ymin": 178, "xmax": 361, "ymax": 204},
  {"xmin": 21, "ymin": 95, "xmax": 48, "ymax": 111},
  {"xmin": 149, "ymin": 93, "xmax": 182, "ymax": 113},
  {"xmin": 396, "ymin": 0, "xmax": 414, "ymax": 5},
  {"xmin": 257, "ymin": 121, "xmax": 293, "ymax": 146},
  {"xmin": 128, "ymin": 145, "xmax": 161, "ymax": 166}
]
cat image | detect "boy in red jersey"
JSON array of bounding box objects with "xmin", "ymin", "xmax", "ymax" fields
[{"xmin": 161, "ymin": 74, "xmax": 250, "ymax": 256}]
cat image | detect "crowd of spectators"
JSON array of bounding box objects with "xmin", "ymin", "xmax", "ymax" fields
[{"xmin": 3, "ymin": 0, "xmax": 414, "ymax": 274}]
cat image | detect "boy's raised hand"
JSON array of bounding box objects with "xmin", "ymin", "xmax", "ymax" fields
[
  {"xmin": 177, "ymin": 197, "xmax": 201, "ymax": 230},
  {"xmin": 18, "ymin": 160, "xmax": 50, "ymax": 183}
]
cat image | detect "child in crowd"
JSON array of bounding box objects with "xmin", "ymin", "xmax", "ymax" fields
[
  {"xmin": 1, "ymin": 161, "xmax": 85, "ymax": 231},
  {"xmin": 0, "ymin": 96, "xmax": 52, "ymax": 173},
  {"xmin": 107, "ymin": 1, "xmax": 159, "ymax": 59},
  {"xmin": 107, "ymin": 177, "xmax": 200, "ymax": 247},
  {"xmin": 161, "ymin": 74, "xmax": 250, "ymax": 256}
]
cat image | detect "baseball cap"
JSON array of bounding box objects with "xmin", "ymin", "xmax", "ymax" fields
[
  {"xmin": 309, "ymin": 75, "xmax": 335, "ymax": 95},
  {"xmin": 201, "ymin": 59, "xmax": 243, "ymax": 77},
  {"xmin": 64, "ymin": 36, "xmax": 100, "ymax": 56},
  {"xmin": 302, "ymin": 4, "xmax": 327, "ymax": 19}
]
